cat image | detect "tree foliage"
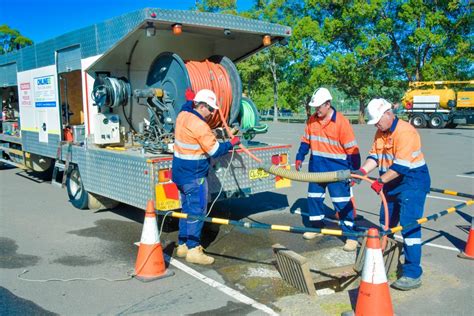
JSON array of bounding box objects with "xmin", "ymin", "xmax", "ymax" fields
[
  {"xmin": 0, "ymin": 24, "xmax": 33, "ymax": 55},
  {"xmin": 189, "ymin": 0, "xmax": 473, "ymax": 121},
  {"xmin": 196, "ymin": 0, "xmax": 237, "ymax": 13}
]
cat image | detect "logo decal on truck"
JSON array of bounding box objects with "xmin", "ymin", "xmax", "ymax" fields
[{"xmin": 34, "ymin": 75, "xmax": 56, "ymax": 108}]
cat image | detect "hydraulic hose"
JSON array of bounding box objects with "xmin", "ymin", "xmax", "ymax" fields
[{"xmin": 259, "ymin": 164, "xmax": 351, "ymax": 183}]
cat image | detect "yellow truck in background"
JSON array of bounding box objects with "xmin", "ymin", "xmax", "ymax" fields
[{"xmin": 402, "ymin": 81, "xmax": 474, "ymax": 128}]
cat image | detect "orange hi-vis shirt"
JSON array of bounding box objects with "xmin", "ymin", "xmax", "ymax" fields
[
  {"xmin": 172, "ymin": 102, "xmax": 232, "ymax": 185},
  {"xmin": 296, "ymin": 108, "xmax": 360, "ymax": 172},
  {"xmin": 367, "ymin": 117, "xmax": 430, "ymax": 194}
]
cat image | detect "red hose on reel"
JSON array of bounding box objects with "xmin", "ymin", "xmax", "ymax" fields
[{"xmin": 185, "ymin": 60, "xmax": 233, "ymax": 128}]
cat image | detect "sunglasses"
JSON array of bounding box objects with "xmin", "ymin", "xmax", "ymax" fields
[{"xmin": 206, "ymin": 104, "xmax": 215, "ymax": 113}]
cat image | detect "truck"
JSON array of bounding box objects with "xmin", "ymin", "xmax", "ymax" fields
[
  {"xmin": 401, "ymin": 81, "xmax": 474, "ymax": 129},
  {"xmin": 0, "ymin": 8, "xmax": 292, "ymax": 211}
]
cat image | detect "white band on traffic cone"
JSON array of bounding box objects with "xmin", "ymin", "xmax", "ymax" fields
[
  {"xmin": 361, "ymin": 248, "xmax": 387, "ymax": 284},
  {"xmin": 140, "ymin": 216, "xmax": 159, "ymax": 245}
]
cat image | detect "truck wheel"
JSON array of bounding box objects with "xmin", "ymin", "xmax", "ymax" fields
[
  {"xmin": 66, "ymin": 166, "xmax": 89, "ymax": 210},
  {"xmin": 410, "ymin": 114, "xmax": 427, "ymax": 128},
  {"xmin": 446, "ymin": 122, "xmax": 458, "ymax": 129},
  {"xmin": 88, "ymin": 192, "xmax": 120, "ymax": 210},
  {"xmin": 428, "ymin": 113, "xmax": 446, "ymax": 129}
]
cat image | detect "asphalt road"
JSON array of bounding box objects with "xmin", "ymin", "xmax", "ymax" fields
[{"xmin": 1, "ymin": 121, "xmax": 473, "ymax": 315}]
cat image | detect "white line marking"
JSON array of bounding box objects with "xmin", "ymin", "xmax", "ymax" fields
[
  {"xmin": 456, "ymin": 175, "xmax": 474, "ymax": 179},
  {"xmin": 394, "ymin": 234, "xmax": 460, "ymax": 252},
  {"xmin": 165, "ymin": 255, "xmax": 278, "ymax": 316},
  {"xmin": 427, "ymin": 195, "xmax": 465, "ymax": 203}
]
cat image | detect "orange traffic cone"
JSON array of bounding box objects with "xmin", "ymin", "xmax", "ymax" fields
[
  {"xmin": 355, "ymin": 228, "xmax": 394, "ymax": 316},
  {"xmin": 134, "ymin": 200, "xmax": 174, "ymax": 282},
  {"xmin": 458, "ymin": 218, "xmax": 474, "ymax": 260}
]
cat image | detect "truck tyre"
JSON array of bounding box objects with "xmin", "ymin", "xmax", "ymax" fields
[
  {"xmin": 446, "ymin": 122, "xmax": 458, "ymax": 129},
  {"xmin": 428, "ymin": 113, "xmax": 446, "ymax": 129},
  {"xmin": 410, "ymin": 114, "xmax": 427, "ymax": 128},
  {"xmin": 66, "ymin": 166, "xmax": 89, "ymax": 210},
  {"xmin": 88, "ymin": 192, "xmax": 120, "ymax": 210}
]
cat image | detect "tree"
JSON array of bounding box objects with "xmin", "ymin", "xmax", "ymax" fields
[
  {"xmin": 195, "ymin": 0, "xmax": 237, "ymax": 13},
  {"xmin": 237, "ymin": 0, "xmax": 300, "ymax": 121},
  {"xmin": 0, "ymin": 25, "xmax": 33, "ymax": 54},
  {"xmin": 379, "ymin": 0, "xmax": 473, "ymax": 81},
  {"xmin": 292, "ymin": 1, "xmax": 399, "ymax": 123}
]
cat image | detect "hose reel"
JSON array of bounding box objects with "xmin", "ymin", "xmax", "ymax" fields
[{"xmin": 91, "ymin": 74, "xmax": 131, "ymax": 108}]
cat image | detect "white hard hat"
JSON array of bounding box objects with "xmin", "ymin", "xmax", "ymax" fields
[
  {"xmin": 308, "ymin": 87, "xmax": 332, "ymax": 107},
  {"xmin": 366, "ymin": 98, "xmax": 392, "ymax": 124},
  {"xmin": 194, "ymin": 89, "xmax": 218, "ymax": 110}
]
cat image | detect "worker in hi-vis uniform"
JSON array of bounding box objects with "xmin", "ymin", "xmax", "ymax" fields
[
  {"xmin": 295, "ymin": 88, "xmax": 361, "ymax": 252},
  {"xmin": 353, "ymin": 98, "xmax": 431, "ymax": 290},
  {"xmin": 172, "ymin": 89, "xmax": 240, "ymax": 265}
]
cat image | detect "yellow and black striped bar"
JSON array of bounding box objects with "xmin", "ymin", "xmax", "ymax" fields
[
  {"xmin": 430, "ymin": 187, "xmax": 474, "ymax": 199},
  {"xmin": 365, "ymin": 176, "xmax": 474, "ymax": 199},
  {"xmin": 155, "ymin": 210, "xmax": 363, "ymax": 238},
  {"xmin": 382, "ymin": 200, "xmax": 474, "ymax": 236}
]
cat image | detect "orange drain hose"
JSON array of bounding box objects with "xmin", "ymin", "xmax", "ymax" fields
[
  {"xmin": 185, "ymin": 60, "xmax": 232, "ymax": 128},
  {"xmin": 352, "ymin": 174, "xmax": 389, "ymax": 249}
]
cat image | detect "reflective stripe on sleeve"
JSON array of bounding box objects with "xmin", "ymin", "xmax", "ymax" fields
[
  {"xmin": 309, "ymin": 215, "xmax": 325, "ymax": 221},
  {"xmin": 377, "ymin": 153, "xmax": 394, "ymax": 160},
  {"xmin": 343, "ymin": 140, "xmax": 357, "ymax": 149},
  {"xmin": 207, "ymin": 141, "xmax": 220, "ymax": 156}
]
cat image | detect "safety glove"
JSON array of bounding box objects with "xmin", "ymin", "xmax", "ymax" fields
[
  {"xmin": 295, "ymin": 160, "xmax": 302, "ymax": 171},
  {"xmin": 185, "ymin": 88, "xmax": 195, "ymax": 101},
  {"xmin": 230, "ymin": 136, "xmax": 241, "ymax": 147},
  {"xmin": 351, "ymin": 168, "xmax": 367, "ymax": 186},
  {"xmin": 370, "ymin": 178, "xmax": 384, "ymax": 194}
]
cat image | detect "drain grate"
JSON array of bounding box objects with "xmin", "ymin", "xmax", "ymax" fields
[{"xmin": 272, "ymin": 244, "xmax": 316, "ymax": 296}]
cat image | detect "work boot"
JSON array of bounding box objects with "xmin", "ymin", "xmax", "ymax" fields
[
  {"xmin": 303, "ymin": 232, "xmax": 323, "ymax": 240},
  {"xmin": 391, "ymin": 276, "xmax": 422, "ymax": 291},
  {"xmin": 343, "ymin": 239, "xmax": 358, "ymax": 252},
  {"xmin": 185, "ymin": 245, "xmax": 215, "ymax": 265},
  {"xmin": 176, "ymin": 244, "xmax": 188, "ymax": 258}
]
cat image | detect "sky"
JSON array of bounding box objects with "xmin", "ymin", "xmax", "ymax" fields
[{"xmin": 0, "ymin": 0, "xmax": 254, "ymax": 44}]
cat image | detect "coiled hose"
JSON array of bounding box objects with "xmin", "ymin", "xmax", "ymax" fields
[
  {"xmin": 241, "ymin": 98, "xmax": 268, "ymax": 133},
  {"xmin": 185, "ymin": 60, "xmax": 232, "ymax": 129}
]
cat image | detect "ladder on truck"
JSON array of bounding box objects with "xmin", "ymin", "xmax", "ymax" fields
[{"xmin": 52, "ymin": 142, "xmax": 72, "ymax": 188}]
